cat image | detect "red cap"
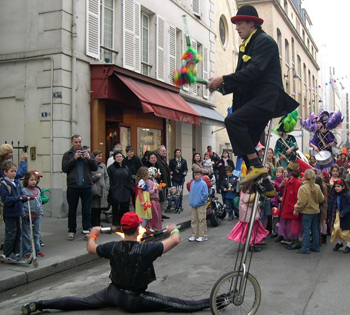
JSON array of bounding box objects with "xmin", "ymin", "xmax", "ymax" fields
[
  {"xmin": 30, "ymin": 170, "xmax": 43, "ymax": 177},
  {"xmin": 121, "ymin": 212, "xmax": 142, "ymax": 230},
  {"xmin": 321, "ymin": 171, "xmax": 330, "ymax": 182}
]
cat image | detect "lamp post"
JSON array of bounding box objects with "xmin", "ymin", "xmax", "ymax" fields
[
  {"xmin": 312, "ymin": 94, "xmax": 323, "ymax": 112},
  {"xmin": 284, "ymin": 67, "xmax": 300, "ymax": 80}
]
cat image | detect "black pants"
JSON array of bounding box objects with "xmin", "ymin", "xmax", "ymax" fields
[
  {"xmin": 39, "ymin": 284, "xmax": 209, "ymax": 313},
  {"xmin": 225, "ymin": 105, "xmax": 275, "ymax": 157},
  {"xmin": 91, "ymin": 208, "xmax": 102, "ymax": 227},
  {"xmin": 111, "ymin": 202, "xmax": 129, "ymax": 226},
  {"xmin": 67, "ymin": 187, "xmax": 92, "ymax": 233}
]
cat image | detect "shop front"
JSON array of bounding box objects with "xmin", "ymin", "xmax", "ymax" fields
[{"xmin": 90, "ymin": 65, "xmax": 200, "ymax": 161}]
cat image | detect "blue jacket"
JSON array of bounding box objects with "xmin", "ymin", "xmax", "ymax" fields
[
  {"xmin": 328, "ymin": 191, "xmax": 350, "ymax": 230},
  {"xmin": 189, "ymin": 179, "xmax": 208, "ymax": 208},
  {"xmin": 220, "ymin": 175, "xmax": 239, "ymax": 199},
  {"xmin": 0, "ymin": 178, "xmax": 24, "ymax": 217}
]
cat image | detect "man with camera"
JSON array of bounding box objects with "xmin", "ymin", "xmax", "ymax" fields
[{"xmin": 62, "ymin": 134, "xmax": 98, "ymax": 241}]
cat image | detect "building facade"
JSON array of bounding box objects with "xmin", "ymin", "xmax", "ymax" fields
[{"xmin": 0, "ymin": 0, "xmax": 224, "ymax": 217}]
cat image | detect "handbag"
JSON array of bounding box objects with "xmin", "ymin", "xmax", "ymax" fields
[{"xmin": 92, "ymin": 184, "xmax": 102, "ymax": 199}]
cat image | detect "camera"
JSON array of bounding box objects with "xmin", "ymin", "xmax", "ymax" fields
[{"xmin": 80, "ymin": 150, "xmax": 87, "ymax": 155}]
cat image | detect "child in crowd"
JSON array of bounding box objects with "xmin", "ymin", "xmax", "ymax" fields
[
  {"xmin": 329, "ymin": 164, "xmax": 340, "ymax": 186},
  {"xmin": 227, "ymin": 183, "xmax": 269, "ymax": 252},
  {"xmin": 328, "ymin": 179, "xmax": 350, "ymax": 253},
  {"xmin": 271, "ymin": 167, "xmax": 284, "ymax": 237},
  {"xmin": 278, "ymin": 162, "xmax": 302, "ymax": 249},
  {"xmin": 202, "ymin": 152, "xmax": 213, "ymax": 175},
  {"xmin": 0, "ymin": 161, "xmax": 29, "ymax": 261},
  {"xmin": 315, "ymin": 175, "xmax": 328, "ymax": 244},
  {"xmin": 188, "ymin": 169, "xmax": 208, "ymax": 242},
  {"xmin": 220, "ymin": 166, "xmax": 239, "ymax": 220},
  {"xmin": 135, "ymin": 167, "xmax": 152, "ymax": 228},
  {"xmin": 22, "ymin": 172, "xmax": 44, "ymax": 258},
  {"xmin": 293, "ymin": 169, "xmax": 324, "ymax": 254},
  {"xmin": 147, "ymin": 167, "xmax": 162, "ymax": 230}
]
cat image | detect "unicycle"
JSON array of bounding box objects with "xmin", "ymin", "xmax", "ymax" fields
[{"xmin": 210, "ymin": 120, "xmax": 273, "ymax": 314}]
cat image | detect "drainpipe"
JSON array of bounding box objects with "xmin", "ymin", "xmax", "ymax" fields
[
  {"xmin": 71, "ymin": 0, "xmax": 77, "ymax": 135},
  {"xmin": 0, "ymin": 56, "xmax": 54, "ymax": 192}
]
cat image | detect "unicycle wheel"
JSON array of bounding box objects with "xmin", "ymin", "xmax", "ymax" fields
[{"xmin": 210, "ymin": 271, "xmax": 261, "ymax": 314}]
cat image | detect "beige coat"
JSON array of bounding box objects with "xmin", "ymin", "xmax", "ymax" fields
[{"xmin": 294, "ymin": 181, "xmax": 324, "ymax": 215}]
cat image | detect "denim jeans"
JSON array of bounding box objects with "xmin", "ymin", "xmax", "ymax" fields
[
  {"xmin": 302, "ymin": 213, "xmax": 320, "ymax": 253},
  {"xmin": 22, "ymin": 214, "xmax": 42, "ymax": 256},
  {"xmin": 3, "ymin": 216, "xmax": 21, "ymax": 257},
  {"xmin": 225, "ymin": 198, "xmax": 234, "ymax": 218},
  {"xmin": 67, "ymin": 186, "xmax": 92, "ymax": 233}
]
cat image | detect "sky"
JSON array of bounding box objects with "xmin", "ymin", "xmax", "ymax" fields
[{"xmin": 303, "ymin": 0, "xmax": 350, "ymax": 80}]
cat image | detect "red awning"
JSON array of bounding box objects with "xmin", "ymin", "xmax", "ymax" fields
[{"xmin": 116, "ymin": 74, "xmax": 200, "ymax": 125}]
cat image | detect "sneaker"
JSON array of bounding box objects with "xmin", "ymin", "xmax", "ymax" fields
[
  {"xmin": 275, "ymin": 235, "xmax": 284, "ymax": 242},
  {"xmin": 82, "ymin": 229, "xmax": 91, "ymax": 235},
  {"xmin": 240, "ymin": 166, "xmax": 268, "ymax": 184},
  {"xmin": 84, "ymin": 234, "xmax": 90, "ymax": 241},
  {"xmin": 7, "ymin": 253, "xmax": 20, "ymax": 261},
  {"xmin": 343, "ymin": 246, "xmax": 350, "ymax": 254},
  {"xmin": 196, "ymin": 237, "xmax": 208, "ymax": 242},
  {"xmin": 228, "ymin": 216, "xmax": 234, "ymax": 221},
  {"xmin": 188, "ymin": 236, "xmax": 196, "ymax": 242},
  {"xmin": 37, "ymin": 252, "xmax": 45, "ymax": 257},
  {"xmin": 21, "ymin": 302, "xmax": 40, "ymax": 315},
  {"xmin": 40, "ymin": 240, "xmax": 45, "ymax": 247},
  {"xmin": 249, "ymin": 246, "xmax": 261, "ymax": 252},
  {"xmin": 262, "ymin": 178, "xmax": 276, "ymax": 197},
  {"xmin": 67, "ymin": 232, "xmax": 75, "ymax": 241},
  {"xmin": 24, "ymin": 254, "xmax": 31, "ymax": 259}
]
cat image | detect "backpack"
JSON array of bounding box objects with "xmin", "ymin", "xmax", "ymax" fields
[{"xmin": 0, "ymin": 179, "xmax": 12, "ymax": 221}]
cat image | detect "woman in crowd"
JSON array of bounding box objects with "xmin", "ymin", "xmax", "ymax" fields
[
  {"xmin": 192, "ymin": 153, "xmax": 209, "ymax": 177},
  {"xmin": 107, "ymin": 151, "xmax": 133, "ymax": 227},
  {"xmin": 214, "ymin": 150, "xmax": 235, "ymax": 195},
  {"xmin": 266, "ymin": 148, "xmax": 278, "ymax": 168},
  {"xmin": 91, "ymin": 150, "xmax": 109, "ymax": 227}
]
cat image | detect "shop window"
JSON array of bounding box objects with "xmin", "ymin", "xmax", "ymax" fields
[{"xmin": 137, "ymin": 127, "xmax": 162, "ymax": 157}]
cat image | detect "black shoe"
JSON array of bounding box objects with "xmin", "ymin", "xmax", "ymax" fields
[
  {"xmin": 333, "ymin": 243, "xmax": 344, "ymax": 251},
  {"xmin": 39, "ymin": 240, "xmax": 44, "ymax": 247},
  {"xmin": 21, "ymin": 302, "xmax": 41, "ymax": 315},
  {"xmin": 321, "ymin": 234, "xmax": 327, "ymax": 244},
  {"xmin": 270, "ymin": 233, "xmax": 278, "ymax": 238},
  {"xmin": 286, "ymin": 244, "xmax": 300, "ymax": 250},
  {"xmin": 162, "ymin": 215, "xmax": 170, "ymax": 219},
  {"xmin": 249, "ymin": 246, "xmax": 261, "ymax": 252},
  {"xmin": 275, "ymin": 235, "xmax": 284, "ymax": 243},
  {"xmin": 296, "ymin": 249, "xmax": 310, "ymax": 254},
  {"xmin": 343, "ymin": 246, "xmax": 350, "ymax": 253}
]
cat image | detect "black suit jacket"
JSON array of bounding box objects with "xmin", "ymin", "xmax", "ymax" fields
[{"xmin": 223, "ymin": 30, "xmax": 298, "ymax": 116}]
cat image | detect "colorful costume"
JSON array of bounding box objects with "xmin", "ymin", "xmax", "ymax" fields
[
  {"xmin": 301, "ymin": 110, "xmax": 343, "ymax": 172},
  {"xmin": 135, "ymin": 180, "xmax": 152, "ymax": 221}
]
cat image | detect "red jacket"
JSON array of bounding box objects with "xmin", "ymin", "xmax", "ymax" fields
[
  {"xmin": 187, "ymin": 175, "xmax": 211, "ymax": 192},
  {"xmin": 281, "ymin": 177, "xmax": 302, "ymax": 220}
]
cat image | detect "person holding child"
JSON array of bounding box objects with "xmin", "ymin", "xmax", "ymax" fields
[
  {"xmin": 328, "ymin": 178, "xmax": 350, "ymax": 253},
  {"xmin": 227, "ymin": 182, "xmax": 269, "ymax": 252},
  {"xmin": 135, "ymin": 167, "xmax": 152, "ymax": 228},
  {"xmin": 0, "ymin": 161, "xmax": 32, "ymax": 261},
  {"xmin": 293, "ymin": 169, "xmax": 325, "ymax": 254},
  {"xmin": 220, "ymin": 166, "xmax": 239, "ymax": 220},
  {"xmin": 22, "ymin": 172, "xmax": 44, "ymax": 258},
  {"xmin": 188, "ymin": 169, "xmax": 209, "ymax": 242}
]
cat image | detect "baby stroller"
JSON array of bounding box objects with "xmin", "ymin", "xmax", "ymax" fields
[{"xmin": 166, "ymin": 186, "xmax": 183, "ymax": 213}]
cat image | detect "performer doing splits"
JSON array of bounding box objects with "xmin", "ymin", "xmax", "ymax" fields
[
  {"xmin": 300, "ymin": 110, "xmax": 343, "ymax": 172},
  {"xmin": 21, "ymin": 212, "xmax": 227, "ymax": 314},
  {"xmin": 208, "ymin": 5, "xmax": 298, "ymax": 187}
]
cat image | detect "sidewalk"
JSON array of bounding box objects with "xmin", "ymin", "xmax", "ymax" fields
[{"xmin": 0, "ymin": 195, "xmax": 193, "ymax": 293}]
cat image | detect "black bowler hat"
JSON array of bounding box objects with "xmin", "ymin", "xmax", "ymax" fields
[{"xmin": 231, "ymin": 5, "xmax": 264, "ymax": 25}]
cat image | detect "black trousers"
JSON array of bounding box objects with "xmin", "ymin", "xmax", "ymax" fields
[
  {"xmin": 91, "ymin": 208, "xmax": 102, "ymax": 227},
  {"xmin": 111, "ymin": 202, "xmax": 129, "ymax": 226},
  {"xmin": 39, "ymin": 284, "xmax": 209, "ymax": 313},
  {"xmin": 225, "ymin": 105, "xmax": 275, "ymax": 158},
  {"xmin": 66, "ymin": 187, "xmax": 92, "ymax": 233}
]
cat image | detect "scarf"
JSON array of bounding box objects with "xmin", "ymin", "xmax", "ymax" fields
[
  {"xmin": 223, "ymin": 157, "xmax": 228, "ymax": 167},
  {"xmin": 175, "ymin": 156, "xmax": 182, "ymax": 171}
]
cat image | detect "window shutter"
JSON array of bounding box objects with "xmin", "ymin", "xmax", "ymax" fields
[
  {"xmin": 190, "ymin": 38, "xmax": 197, "ymax": 95},
  {"xmin": 182, "ymin": 32, "xmax": 189, "ymax": 91},
  {"xmin": 134, "ymin": 1, "xmax": 141, "ymax": 73},
  {"xmin": 192, "ymin": 0, "xmax": 200, "ymax": 16},
  {"xmin": 156, "ymin": 15, "xmax": 165, "ymax": 81},
  {"xmin": 203, "ymin": 46, "xmax": 209, "ymax": 99},
  {"xmin": 86, "ymin": 0, "xmax": 100, "ymax": 59},
  {"xmin": 123, "ymin": 0, "xmax": 135, "ymax": 70},
  {"xmin": 169, "ymin": 25, "xmax": 176, "ymax": 85}
]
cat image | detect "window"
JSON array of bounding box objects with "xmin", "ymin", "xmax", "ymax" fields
[
  {"xmin": 302, "ymin": 30, "xmax": 305, "ymax": 42},
  {"xmin": 137, "ymin": 127, "xmax": 162, "ymax": 157},
  {"xmin": 285, "ymin": 39, "xmax": 290, "ymax": 65},
  {"xmin": 297, "ymin": 55, "xmax": 301, "ymax": 79},
  {"xmin": 277, "ymin": 29, "xmax": 282, "ymax": 57},
  {"xmin": 219, "ymin": 16, "xmax": 228, "ymax": 47},
  {"xmin": 307, "ymin": 38, "xmax": 310, "ymax": 50},
  {"xmin": 141, "ymin": 13, "xmax": 150, "ymax": 76},
  {"xmin": 100, "ymin": 0, "xmax": 114, "ymax": 62},
  {"xmin": 291, "ymin": 38, "xmax": 295, "ymax": 64},
  {"xmin": 192, "ymin": 0, "xmax": 200, "ymax": 16},
  {"xmin": 284, "ymin": 0, "xmax": 288, "ymax": 15},
  {"xmin": 303, "ymin": 64, "xmax": 307, "ymax": 84}
]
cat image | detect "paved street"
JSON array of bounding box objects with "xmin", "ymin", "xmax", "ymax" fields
[{"xmin": 1, "ymin": 216, "xmax": 350, "ymax": 315}]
